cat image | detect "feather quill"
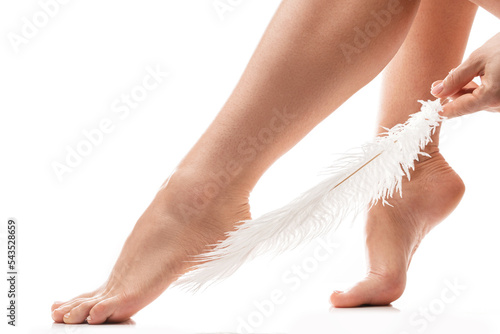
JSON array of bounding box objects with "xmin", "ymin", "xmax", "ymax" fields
[{"xmin": 173, "ymin": 99, "xmax": 445, "ymax": 292}]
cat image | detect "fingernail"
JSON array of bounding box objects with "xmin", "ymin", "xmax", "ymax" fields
[
  {"xmin": 64, "ymin": 312, "xmax": 70, "ymax": 318},
  {"xmin": 332, "ymin": 290, "xmax": 343, "ymax": 295},
  {"xmin": 86, "ymin": 316, "xmax": 92, "ymax": 323},
  {"xmin": 431, "ymin": 82, "xmax": 443, "ymax": 95}
]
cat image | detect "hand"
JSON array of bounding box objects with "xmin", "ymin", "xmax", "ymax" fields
[{"xmin": 431, "ymin": 33, "xmax": 500, "ymax": 118}]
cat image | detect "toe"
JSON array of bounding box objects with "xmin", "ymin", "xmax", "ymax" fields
[
  {"xmin": 51, "ymin": 301, "xmax": 65, "ymax": 312},
  {"xmin": 87, "ymin": 297, "xmax": 121, "ymax": 324},
  {"xmin": 51, "ymin": 292, "xmax": 95, "ymax": 313},
  {"xmin": 63, "ymin": 298, "xmax": 102, "ymax": 324},
  {"xmin": 330, "ymin": 280, "xmax": 376, "ymax": 308},
  {"xmin": 330, "ymin": 272, "xmax": 406, "ymax": 308},
  {"xmin": 52, "ymin": 299, "xmax": 88, "ymax": 323}
]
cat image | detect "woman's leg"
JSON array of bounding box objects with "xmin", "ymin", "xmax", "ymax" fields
[
  {"xmin": 468, "ymin": 0, "xmax": 500, "ymax": 18},
  {"xmin": 331, "ymin": 0, "xmax": 478, "ymax": 307},
  {"xmin": 52, "ymin": 0, "xmax": 423, "ymax": 324},
  {"xmin": 176, "ymin": 0, "xmax": 424, "ymax": 189}
]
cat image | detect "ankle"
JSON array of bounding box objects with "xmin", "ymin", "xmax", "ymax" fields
[
  {"xmin": 156, "ymin": 166, "xmax": 251, "ymax": 227},
  {"xmin": 416, "ymin": 144, "xmax": 440, "ymax": 163}
]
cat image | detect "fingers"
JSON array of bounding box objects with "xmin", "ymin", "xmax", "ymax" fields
[
  {"xmin": 449, "ymin": 81, "xmax": 479, "ymax": 99},
  {"xmin": 441, "ymin": 85, "xmax": 486, "ymax": 118},
  {"xmin": 430, "ymin": 53, "xmax": 490, "ymax": 118},
  {"xmin": 431, "ymin": 54, "xmax": 483, "ymax": 98}
]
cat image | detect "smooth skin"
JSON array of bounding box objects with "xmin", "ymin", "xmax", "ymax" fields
[
  {"xmin": 52, "ymin": 0, "xmax": 424, "ymax": 324},
  {"xmin": 52, "ymin": 0, "xmax": 500, "ymax": 324},
  {"xmin": 331, "ymin": 0, "xmax": 478, "ymax": 307}
]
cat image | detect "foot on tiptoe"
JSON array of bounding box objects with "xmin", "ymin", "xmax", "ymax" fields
[{"xmin": 330, "ymin": 149, "xmax": 465, "ymax": 307}]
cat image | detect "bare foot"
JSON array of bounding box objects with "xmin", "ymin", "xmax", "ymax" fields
[
  {"xmin": 51, "ymin": 170, "xmax": 251, "ymax": 324},
  {"xmin": 330, "ymin": 148, "xmax": 465, "ymax": 307}
]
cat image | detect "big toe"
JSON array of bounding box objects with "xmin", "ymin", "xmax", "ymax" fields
[
  {"xmin": 330, "ymin": 272, "xmax": 406, "ymax": 308},
  {"xmin": 87, "ymin": 296, "xmax": 124, "ymax": 324}
]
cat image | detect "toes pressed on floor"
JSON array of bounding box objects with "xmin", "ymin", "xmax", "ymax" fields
[
  {"xmin": 52, "ymin": 292, "xmax": 133, "ymax": 324},
  {"xmin": 87, "ymin": 298, "xmax": 119, "ymax": 325},
  {"xmin": 330, "ymin": 289, "xmax": 373, "ymax": 308},
  {"xmin": 330, "ymin": 275, "xmax": 406, "ymax": 308},
  {"xmin": 63, "ymin": 300, "xmax": 101, "ymax": 324},
  {"xmin": 52, "ymin": 300, "xmax": 84, "ymax": 323},
  {"xmin": 52, "ymin": 297, "xmax": 104, "ymax": 324}
]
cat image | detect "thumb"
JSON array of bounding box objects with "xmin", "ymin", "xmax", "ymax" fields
[
  {"xmin": 441, "ymin": 84, "xmax": 486, "ymax": 119},
  {"xmin": 431, "ymin": 56, "xmax": 483, "ymax": 98}
]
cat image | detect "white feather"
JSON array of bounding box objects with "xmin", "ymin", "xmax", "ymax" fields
[{"xmin": 173, "ymin": 99, "xmax": 445, "ymax": 292}]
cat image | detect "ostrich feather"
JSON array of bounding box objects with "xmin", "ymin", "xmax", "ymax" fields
[{"xmin": 173, "ymin": 99, "xmax": 445, "ymax": 292}]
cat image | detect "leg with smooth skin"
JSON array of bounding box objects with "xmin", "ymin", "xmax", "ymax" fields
[
  {"xmin": 52, "ymin": 0, "xmax": 423, "ymax": 323},
  {"xmin": 331, "ymin": 0, "xmax": 477, "ymax": 307}
]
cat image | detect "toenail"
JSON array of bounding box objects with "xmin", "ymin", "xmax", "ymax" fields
[
  {"xmin": 86, "ymin": 316, "xmax": 92, "ymax": 322},
  {"xmin": 332, "ymin": 290, "xmax": 343, "ymax": 294},
  {"xmin": 64, "ymin": 313, "xmax": 70, "ymax": 318}
]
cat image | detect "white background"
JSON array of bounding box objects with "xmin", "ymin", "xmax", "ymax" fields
[{"xmin": 1, "ymin": 1, "xmax": 500, "ymax": 333}]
